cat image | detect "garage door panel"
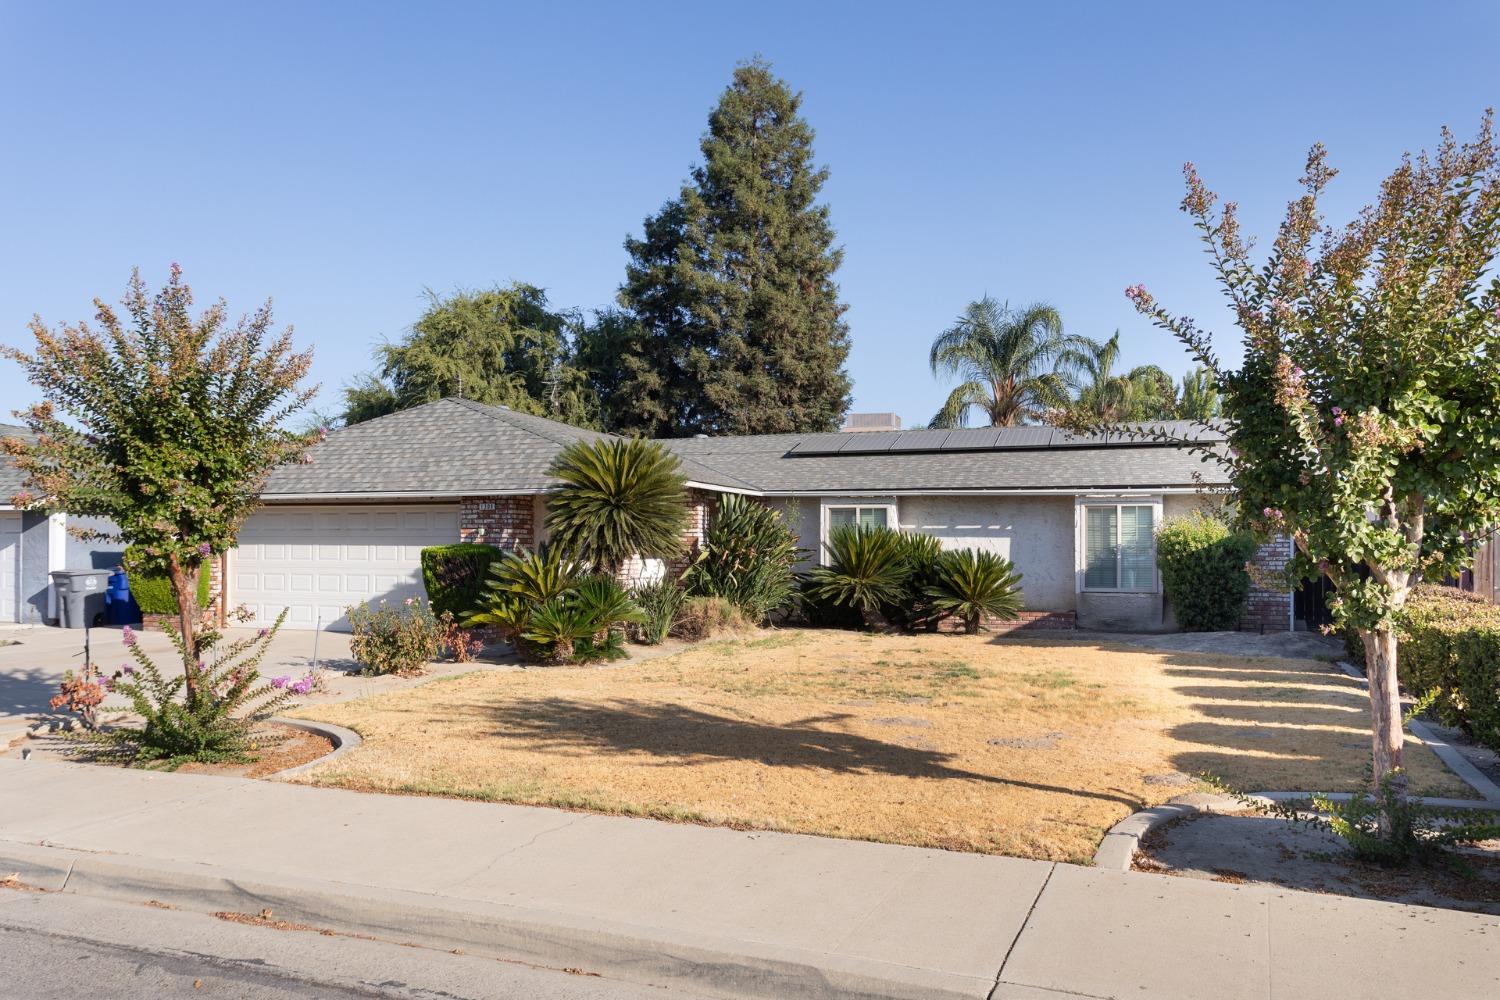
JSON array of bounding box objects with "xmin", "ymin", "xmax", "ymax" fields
[
  {"xmin": 234, "ymin": 504, "xmax": 460, "ymax": 631},
  {"xmin": 0, "ymin": 513, "xmax": 20, "ymax": 623}
]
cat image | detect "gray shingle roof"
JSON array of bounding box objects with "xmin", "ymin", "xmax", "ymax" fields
[
  {"xmin": 266, "ymin": 402, "xmax": 1229, "ymax": 498},
  {"xmin": 262, "ymin": 399, "xmax": 757, "ymax": 498},
  {"xmin": 0, "ymin": 424, "xmax": 35, "ymax": 503},
  {"xmin": 662, "ymin": 424, "xmax": 1230, "ymax": 493}
]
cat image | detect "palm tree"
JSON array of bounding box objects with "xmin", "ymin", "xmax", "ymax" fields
[
  {"xmin": 544, "ymin": 438, "xmax": 688, "ymax": 575},
  {"xmin": 927, "ymin": 297, "xmax": 1089, "ymax": 427},
  {"xmin": 1074, "ymin": 332, "xmax": 1177, "ymax": 422},
  {"xmin": 1177, "ymin": 366, "xmax": 1221, "ymax": 421}
]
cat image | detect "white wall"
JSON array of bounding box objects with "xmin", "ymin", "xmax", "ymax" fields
[
  {"xmin": 760, "ymin": 498, "xmax": 821, "ymax": 571},
  {"xmin": 898, "ymin": 495, "xmax": 1077, "ymax": 611}
]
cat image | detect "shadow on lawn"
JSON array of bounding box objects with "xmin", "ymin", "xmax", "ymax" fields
[{"xmin": 485, "ymin": 697, "xmax": 1142, "ymax": 810}]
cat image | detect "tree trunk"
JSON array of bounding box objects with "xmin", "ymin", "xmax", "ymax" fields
[
  {"xmin": 1361, "ymin": 627, "xmax": 1407, "ymax": 828},
  {"xmin": 965, "ymin": 612, "xmax": 980, "ymax": 635},
  {"xmin": 166, "ymin": 554, "xmax": 200, "ymax": 699}
]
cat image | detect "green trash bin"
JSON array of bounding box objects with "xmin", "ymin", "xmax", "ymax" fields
[{"xmin": 51, "ymin": 570, "xmax": 112, "ymax": 629}]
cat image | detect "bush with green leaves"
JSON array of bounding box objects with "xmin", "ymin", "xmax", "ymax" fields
[
  {"xmin": 806, "ymin": 524, "xmax": 912, "ymax": 627},
  {"xmin": 346, "ymin": 597, "xmax": 456, "ymax": 676},
  {"xmin": 1155, "ymin": 512, "xmax": 1255, "ymax": 631},
  {"xmin": 420, "ymin": 543, "xmax": 507, "ymax": 621},
  {"xmin": 927, "ymin": 549, "xmax": 1025, "ymax": 634},
  {"xmin": 78, "ymin": 612, "xmax": 309, "ymax": 770},
  {"xmin": 544, "ymin": 437, "xmax": 688, "ymax": 575},
  {"xmin": 630, "ymin": 580, "xmax": 685, "ymax": 645},
  {"xmin": 125, "ymin": 546, "xmax": 211, "ymax": 616},
  {"xmin": 465, "ymin": 545, "xmax": 643, "ymax": 664},
  {"xmin": 1349, "ymin": 585, "xmax": 1500, "ymax": 752},
  {"xmin": 684, "ymin": 493, "xmax": 801, "ymax": 623}
]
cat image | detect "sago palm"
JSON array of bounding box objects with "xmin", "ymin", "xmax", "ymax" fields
[
  {"xmin": 928, "ymin": 297, "xmax": 1089, "ymax": 427},
  {"xmin": 927, "ymin": 549, "xmax": 1025, "ymax": 634},
  {"xmin": 807, "ymin": 524, "xmax": 912, "ymax": 626},
  {"xmin": 545, "ymin": 437, "xmax": 688, "ymax": 574}
]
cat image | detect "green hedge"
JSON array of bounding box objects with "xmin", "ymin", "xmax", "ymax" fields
[
  {"xmin": 1359, "ymin": 585, "xmax": 1500, "ymax": 752},
  {"xmin": 420, "ymin": 543, "xmax": 507, "ymax": 621},
  {"xmin": 1156, "ymin": 512, "xmax": 1256, "ymax": 631},
  {"xmin": 125, "ymin": 549, "xmax": 211, "ymax": 615}
]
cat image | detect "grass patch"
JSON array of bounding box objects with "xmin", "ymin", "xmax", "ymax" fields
[{"xmin": 292, "ymin": 628, "xmax": 1474, "ymax": 863}]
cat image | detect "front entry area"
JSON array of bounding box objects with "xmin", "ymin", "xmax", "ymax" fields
[{"xmin": 232, "ymin": 504, "xmax": 459, "ymax": 630}]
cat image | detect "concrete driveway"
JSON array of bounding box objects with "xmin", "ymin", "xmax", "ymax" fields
[{"xmin": 0, "ymin": 623, "xmax": 515, "ymax": 743}]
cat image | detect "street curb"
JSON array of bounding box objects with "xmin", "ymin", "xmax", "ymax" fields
[
  {"xmin": 265, "ymin": 718, "xmax": 362, "ymax": 779},
  {"xmin": 1092, "ymin": 793, "xmax": 1246, "ymax": 871},
  {"xmin": 0, "ymin": 840, "xmax": 994, "ymax": 1000},
  {"xmin": 1093, "ymin": 662, "xmax": 1500, "ymax": 871}
]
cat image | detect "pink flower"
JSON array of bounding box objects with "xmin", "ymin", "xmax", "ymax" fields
[
  {"xmin": 257, "ymin": 628, "xmax": 269, "ymax": 639},
  {"xmin": 404, "ymin": 597, "xmax": 414, "ymax": 606},
  {"xmin": 121, "ymin": 664, "xmax": 134, "ymax": 675},
  {"xmin": 1331, "ymin": 406, "xmax": 1342, "ymax": 416},
  {"xmin": 1123, "ymin": 283, "xmax": 1148, "ymax": 302},
  {"xmin": 271, "ymin": 675, "xmax": 290, "ymax": 689},
  {"xmin": 1334, "ymin": 415, "xmax": 1344, "ymax": 427},
  {"xmin": 317, "ymin": 426, "xmax": 329, "ymax": 442},
  {"xmin": 170, "ymin": 261, "xmax": 182, "ymax": 277},
  {"xmin": 121, "ymin": 625, "xmax": 137, "ymax": 647},
  {"xmin": 198, "ymin": 542, "xmax": 212, "ymax": 557}
]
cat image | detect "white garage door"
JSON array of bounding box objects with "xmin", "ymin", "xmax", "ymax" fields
[
  {"xmin": 0, "ymin": 512, "xmax": 19, "ymax": 623},
  {"xmin": 233, "ymin": 505, "xmax": 460, "ymax": 631}
]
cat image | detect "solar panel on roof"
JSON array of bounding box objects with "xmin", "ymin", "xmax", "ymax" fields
[
  {"xmin": 938, "ymin": 428, "xmax": 1003, "ymax": 450},
  {"xmin": 786, "ymin": 432, "xmax": 856, "ymax": 456},
  {"xmin": 887, "ymin": 430, "xmax": 951, "ymax": 452},
  {"xmin": 837, "ymin": 431, "xmax": 905, "ymax": 453},
  {"xmin": 989, "ymin": 426, "xmax": 1055, "ymax": 449}
]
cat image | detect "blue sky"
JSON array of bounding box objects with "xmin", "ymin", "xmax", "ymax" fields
[{"xmin": 2, "ymin": 2, "xmax": 1496, "ymax": 430}]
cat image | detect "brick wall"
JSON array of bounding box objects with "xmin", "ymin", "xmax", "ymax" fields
[
  {"xmin": 459, "ymin": 496, "xmax": 535, "ymax": 549},
  {"xmin": 1245, "ymin": 534, "xmax": 1293, "ymax": 631},
  {"xmin": 936, "ymin": 610, "xmax": 1076, "ymax": 634},
  {"xmin": 665, "ymin": 488, "xmax": 716, "ymax": 577}
]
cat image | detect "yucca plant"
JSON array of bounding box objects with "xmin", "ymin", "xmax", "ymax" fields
[
  {"xmin": 807, "ymin": 524, "xmax": 912, "ymax": 628},
  {"xmin": 685, "ymin": 493, "xmax": 802, "ymax": 623},
  {"xmin": 631, "ymin": 580, "xmax": 685, "ymax": 645},
  {"xmin": 928, "ymin": 549, "xmax": 1025, "ymax": 634},
  {"xmin": 545, "ymin": 438, "xmax": 688, "ymax": 575}
]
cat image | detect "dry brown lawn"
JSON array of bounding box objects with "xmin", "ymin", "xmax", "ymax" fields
[{"xmin": 290, "ymin": 629, "xmax": 1473, "ymax": 863}]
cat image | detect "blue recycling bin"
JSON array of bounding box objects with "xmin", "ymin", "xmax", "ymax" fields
[{"xmin": 104, "ymin": 569, "xmax": 142, "ymax": 626}]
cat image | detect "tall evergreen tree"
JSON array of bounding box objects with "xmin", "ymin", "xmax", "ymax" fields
[{"xmin": 600, "ymin": 59, "xmax": 852, "ymax": 437}]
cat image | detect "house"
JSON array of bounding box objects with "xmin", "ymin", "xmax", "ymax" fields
[
  {"xmin": 0, "ymin": 423, "xmax": 125, "ymax": 624},
  {"xmin": 229, "ymin": 398, "xmax": 1292, "ymax": 633}
]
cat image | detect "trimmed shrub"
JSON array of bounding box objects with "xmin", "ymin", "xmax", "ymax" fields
[
  {"xmin": 1155, "ymin": 512, "xmax": 1255, "ymax": 631},
  {"xmin": 125, "ymin": 547, "xmax": 211, "ymax": 615},
  {"xmin": 672, "ymin": 596, "xmax": 748, "ymax": 641},
  {"xmin": 1373, "ymin": 585, "xmax": 1500, "ymax": 751},
  {"xmin": 684, "ymin": 494, "xmax": 801, "ymax": 623},
  {"xmin": 421, "ymin": 543, "xmax": 507, "ymax": 621}
]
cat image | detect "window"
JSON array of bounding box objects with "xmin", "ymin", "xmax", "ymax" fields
[
  {"xmin": 1082, "ymin": 504, "xmax": 1156, "ymax": 591},
  {"xmin": 827, "ymin": 506, "xmax": 889, "ymax": 531}
]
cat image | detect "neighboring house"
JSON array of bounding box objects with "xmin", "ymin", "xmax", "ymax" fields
[
  {"xmin": 231, "ymin": 398, "xmax": 1292, "ymax": 633},
  {"xmin": 0, "ymin": 423, "xmax": 125, "ymax": 624}
]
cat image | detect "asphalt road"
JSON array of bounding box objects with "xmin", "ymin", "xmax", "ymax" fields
[{"xmin": 0, "ymin": 889, "xmax": 700, "ymax": 999}]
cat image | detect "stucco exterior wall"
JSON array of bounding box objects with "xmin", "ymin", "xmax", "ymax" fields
[
  {"xmin": 760, "ymin": 498, "xmax": 821, "ymax": 570},
  {"xmin": 897, "ymin": 495, "xmax": 1077, "ymax": 611}
]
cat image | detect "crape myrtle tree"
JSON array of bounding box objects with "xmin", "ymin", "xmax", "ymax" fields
[
  {"xmin": 1125, "ymin": 116, "xmax": 1500, "ymax": 827},
  {"xmin": 1, "ymin": 266, "xmax": 316, "ymax": 698}
]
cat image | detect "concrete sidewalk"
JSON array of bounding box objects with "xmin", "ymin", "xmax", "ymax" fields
[{"xmin": 2, "ymin": 759, "xmax": 1497, "ymax": 1000}]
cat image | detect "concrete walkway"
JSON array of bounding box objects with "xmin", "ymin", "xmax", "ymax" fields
[{"xmin": 2, "ymin": 759, "xmax": 1496, "ymax": 1000}]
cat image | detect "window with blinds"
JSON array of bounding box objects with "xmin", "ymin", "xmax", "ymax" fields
[
  {"xmin": 827, "ymin": 506, "xmax": 889, "ymax": 530},
  {"xmin": 1083, "ymin": 504, "xmax": 1156, "ymax": 591}
]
